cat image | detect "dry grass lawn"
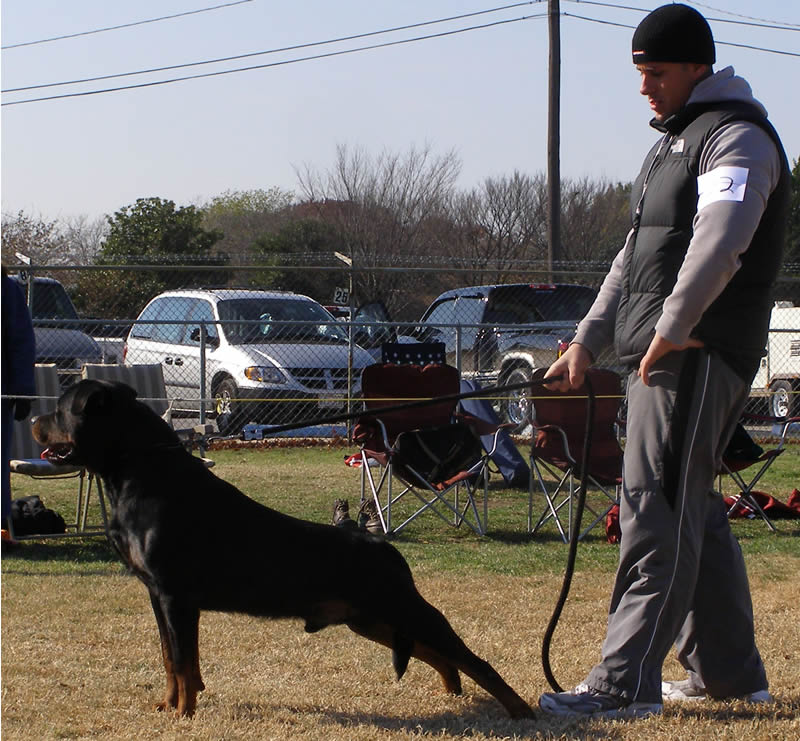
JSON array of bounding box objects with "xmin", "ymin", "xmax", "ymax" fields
[
  {"xmin": 2, "ymin": 444, "xmax": 799, "ymax": 740},
  {"xmin": 4, "ymin": 563, "xmax": 798, "ymax": 739}
]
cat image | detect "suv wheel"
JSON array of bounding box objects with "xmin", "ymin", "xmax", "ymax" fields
[
  {"xmin": 502, "ymin": 366, "xmax": 534, "ymax": 433},
  {"xmin": 215, "ymin": 377, "xmax": 244, "ymax": 436}
]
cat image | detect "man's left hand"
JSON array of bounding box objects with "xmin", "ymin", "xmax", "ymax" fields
[{"xmin": 638, "ymin": 332, "xmax": 705, "ymax": 386}]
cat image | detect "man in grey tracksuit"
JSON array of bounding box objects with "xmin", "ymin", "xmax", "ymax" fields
[{"xmin": 538, "ymin": 4, "xmax": 790, "ymax": 719}]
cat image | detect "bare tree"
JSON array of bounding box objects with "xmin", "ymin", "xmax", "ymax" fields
[
  {"xmin": 451, "ymin": 171, "xmax": 548, "ymax": 284},
  {"xmin": 61, "ymin": 214, "xmax": 108, "ymax": 264},
  {"xmin": 559, "ymin": 177, "xmax": 631, "ymax": 264},
  {"xmin": 296, "ymin": 144, "xmax": 461, "ymax": 315},
  {"xmin": 1, "ymin": 210, "xmax": 67, "ymax": 266}
]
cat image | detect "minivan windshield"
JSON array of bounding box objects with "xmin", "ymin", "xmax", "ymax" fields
[{"xmin": 217, "ymin": 298, "xmax": 348, "ymax": 345}]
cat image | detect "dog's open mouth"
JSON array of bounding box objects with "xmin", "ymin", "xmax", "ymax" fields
[{"xmin": 41, "ymin": 444, "xmax": 77, "ymax": 464}]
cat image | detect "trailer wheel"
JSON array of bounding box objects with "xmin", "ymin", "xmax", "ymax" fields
[{"xmin": 768, "ymin": 379, "xmax": 794, "ymax": 418}]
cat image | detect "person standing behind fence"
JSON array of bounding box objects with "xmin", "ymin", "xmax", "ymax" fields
[
  {"xmin": 538, "ymin": 4, "xmax": 790, "ymax": 719},
  {"xmin": 2, "ymin": 267, "xmax": 37, "ymax": 545}
]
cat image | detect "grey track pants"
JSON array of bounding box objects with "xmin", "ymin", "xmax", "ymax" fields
[{"xmin": 585, "ymin": 348, "xmax": 768, "ymax": 703}]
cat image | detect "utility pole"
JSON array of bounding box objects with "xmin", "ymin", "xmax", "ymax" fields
[{"xmin": 547, "ymin": 0, "xmax": 561, "ymax": 280}]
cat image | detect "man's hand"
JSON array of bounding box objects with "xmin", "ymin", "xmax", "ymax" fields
[
  {"xmin": 543, "ymin": 343, "xmax": 593, "ymax": 392},
  {"xmin": 638, "ymin": 332, "xmax": 704, "ymax": 386}
]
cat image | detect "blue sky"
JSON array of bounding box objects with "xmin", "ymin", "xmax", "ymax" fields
[{"xmin": 1, "ymin": 0, "xmax": 798, "ymax": 223}]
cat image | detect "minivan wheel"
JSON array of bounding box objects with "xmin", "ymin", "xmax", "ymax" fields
[
  {"xmin": 214, "ymin": 377, "xmax": 245, "ymax": 436},
  {"xmin": 768, "ymin": 379, "xmax": 794, "ymax": 418},
  {"xmin": 502, "ymin": 366, "xmax": 535, "ymax": 434}
]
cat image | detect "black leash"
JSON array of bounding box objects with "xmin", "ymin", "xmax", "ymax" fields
[
  {"xmin": 540, "ymin": 374, "xmax": 596, "ymax": 692},
  {"xmin": 234, "ymin": 374, "xmax": 565, "ymax": 436}
]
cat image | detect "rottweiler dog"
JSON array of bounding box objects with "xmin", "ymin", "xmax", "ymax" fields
[{"xmin": 32, "ymin": 379, "xmax": 534, "ymax": 720}]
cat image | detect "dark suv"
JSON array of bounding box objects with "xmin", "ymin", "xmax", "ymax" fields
[
  {"xmin": 410, "ymin": 283, "xmax": 597, "ymax": 427},
  {"xmin": 11, "ymin": 275, "xmax": 104, "ymax": 386}
]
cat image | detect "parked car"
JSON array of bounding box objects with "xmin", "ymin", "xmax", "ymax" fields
[
  {"xmin": 123, "ymin": 289, "xmax": 375, "ymax": 434},
  {"xmin": 10, "ymin": 275, "xmax": 105, "ymax": 386},
  {"xmin": 405, "ymin": 283, "xmax": 598, "ymax": 429}
]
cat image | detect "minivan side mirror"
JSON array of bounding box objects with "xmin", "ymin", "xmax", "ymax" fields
[{"xmin": 190, "ymin": 326, "xmax": 219, "ymax": 347}]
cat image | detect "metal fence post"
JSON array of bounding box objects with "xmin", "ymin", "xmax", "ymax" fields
[{"xmin": 199, "ymin": 321, "xmax": 207, "ymax": 426}]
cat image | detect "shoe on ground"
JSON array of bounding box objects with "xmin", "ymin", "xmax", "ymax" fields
[
  {"xmin": 332, "ymin": 499, "xmax": 357, "ymax": 530},
  {"xmin": 357, "ymin": 499, "xmax": 383, "ymax": 535},
  {"xmin": 539, "ymin": 683, "xmax": 662, "ymax": 719},
  {"xmin": 662, "ymin": 678, "xmax": 772, "ymax": 703}
]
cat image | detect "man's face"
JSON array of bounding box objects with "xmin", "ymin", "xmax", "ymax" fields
[{"xmin": 637, "ymin": 62, "xmax": 709, "ymax": 121}]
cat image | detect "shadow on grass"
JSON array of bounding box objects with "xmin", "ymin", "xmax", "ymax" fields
[
  {"xmin": 2, "ymin": 535, "xmax": 119, "ymax": 570},
  {"xmin": 253, "ymin": 697, "xmax": 634, "ymax": 739}
]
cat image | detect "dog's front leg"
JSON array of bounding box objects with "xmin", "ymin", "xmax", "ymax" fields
[
  {"xmin": 154, "ymin": 595, "xmax": 204, "ymax": 717},
  {"xmin": 149, "ymin": 590, "xmax": 178, "ymax": 712}
]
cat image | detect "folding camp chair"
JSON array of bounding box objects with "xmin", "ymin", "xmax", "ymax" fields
[
  {"xmin": 717, "ymin": 413, "xmax": 800, "ymax": 532},
  {"xmin": 353, "ymin": 362, "xmax": 505, "ymax": 536},
  {"xmin": 528, "ymin": 367, "xmax": 624, "ymax": 542},
  {"xmin": 9, "ymin": 364, "xmax": 109, "ymax": 539},
  {"xmin": 82, "ymin": 364, "xmax": 215, "ymax": 464}
]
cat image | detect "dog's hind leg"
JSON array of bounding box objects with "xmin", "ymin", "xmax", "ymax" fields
[
  {"xmin": 346, "ymin": 619, "xmax": 462, "ymax": 695},
  {"xmin": 398, "ymin": 597, "xmax": 535, "ymax": 719},
  {"xmin": 153, "ymin": 595, "xmax": 204, "ymax": 717}
]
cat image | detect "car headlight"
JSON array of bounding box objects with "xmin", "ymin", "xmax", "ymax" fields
[{"xmin": 244, "ymin": 365, "xmax": 286, "ymax": 384}]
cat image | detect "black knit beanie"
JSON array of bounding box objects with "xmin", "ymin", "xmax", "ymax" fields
[{"xmin": 632, "ymin": 4, "xmax": 715, "ymax": 64}]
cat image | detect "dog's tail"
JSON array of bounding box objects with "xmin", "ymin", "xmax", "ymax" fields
[{"xmin": 391, "ymin": 630, "xmax": 414, "ymax": 680}]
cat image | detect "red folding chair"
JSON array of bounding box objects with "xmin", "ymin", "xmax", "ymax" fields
[
  {"xmin": 353, "ymin": 363, "xmax": 506, "ymax": 537},
  {"xmin": 528, "ymin": 367, "xmax": 625, "ymax": 542},
  {"xmin": 718, "ymin": 413, "xmax": 800, "ymax": 532}
]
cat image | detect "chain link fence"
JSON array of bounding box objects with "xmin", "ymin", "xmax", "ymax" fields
[{"xmin": 9, "ymin": 263, "xmax": 800, "ymax": 438}]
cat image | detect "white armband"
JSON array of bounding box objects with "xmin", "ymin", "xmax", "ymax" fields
[{"xmin": 697, "ymin": 166, "xmax": 749, "ymax": 211}]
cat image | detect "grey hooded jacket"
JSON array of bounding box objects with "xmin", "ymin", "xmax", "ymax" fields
[{"xmin": 573, "ymin": 66, "xmax": 791, "ymax": 380}]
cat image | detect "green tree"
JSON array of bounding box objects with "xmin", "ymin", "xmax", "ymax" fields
[
  {"xmin": 201, "ymin": 187, "xmax": 295, "ymax": 263},
  {"xmin": 77, "ymin": 197, "xmax": 227, "ymax": 320},
  {"xmin": 250, "ymin": 218, "xmax": 347, "ymax": 301}
]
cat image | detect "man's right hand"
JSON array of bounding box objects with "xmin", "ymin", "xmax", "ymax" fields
[{"xmin": 543, "ymin": 343, "xmax": 593, "ymax": 392}]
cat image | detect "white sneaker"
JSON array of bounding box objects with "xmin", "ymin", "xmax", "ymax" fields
[
  {"xmin": 540, "ymin": 683, "xmax": 662, "ymax": 719},
  {"xmin": 662, "ymin": 679, "xmax": 772, "ymax": 703}
]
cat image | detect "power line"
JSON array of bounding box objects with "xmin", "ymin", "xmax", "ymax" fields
[
  {"xmin": 4, "ymin": 4, "xmax": 798, "ymax": 107},
  {"xmin": 564, "ymin": 12, "xmax": 800, "ymax": 58},
  {"xmin": 2, "ymin": 0, "xmax": 255, "ymax": 50},
  {"xmin": 3, "ymin": 2, "xmax": 545, "ymax": 94},
  {"xmin": 690, "ymin": 1, "xmax": 800, "ymax": 28},
  {"xmin": 566, "ymin": 0, "xmax": 800, "ymax": 31},
  {"xmin": 2, "ymin": 14, "xmax": 549, "ymax": 107}
]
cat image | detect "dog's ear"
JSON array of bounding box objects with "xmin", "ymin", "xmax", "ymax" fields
[
  {"xmin": 70, "ymin": 379, "xmax": 137, "ymax": 416},
  {"xmin": 109, "ymin": 381, "xmax": 138, "ymax": 401},
  {"xmin": 71, "ymin": 380, "xmax": 112, "ymax": 416}
]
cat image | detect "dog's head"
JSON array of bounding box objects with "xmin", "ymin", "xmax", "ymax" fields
[{"xmin": 32, "ymin": 379, "xmax": 155, "ymax": 471}]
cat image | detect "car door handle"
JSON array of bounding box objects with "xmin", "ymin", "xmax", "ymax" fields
[
  {"xmin": 173, "ymin": 357, "xmax": 183, "ymax": 366},
  {"xmin": 164, "ymin": 357, "xmax": 173, "ymax": 365}
]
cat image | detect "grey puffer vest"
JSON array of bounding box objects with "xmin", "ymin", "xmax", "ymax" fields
[{"xmin": 614, "ymin": 101, "xmax": 790, "ymax": 380}]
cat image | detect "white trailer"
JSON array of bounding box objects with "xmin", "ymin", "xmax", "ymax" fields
[{"xmin": 751, "ymin": 302, "xmax": 800, "ymax": 417}]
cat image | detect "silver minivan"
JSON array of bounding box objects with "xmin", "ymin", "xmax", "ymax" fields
[{"xmin": 124, "ymin": 289, "xmax": 374, "ymax": 434}]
